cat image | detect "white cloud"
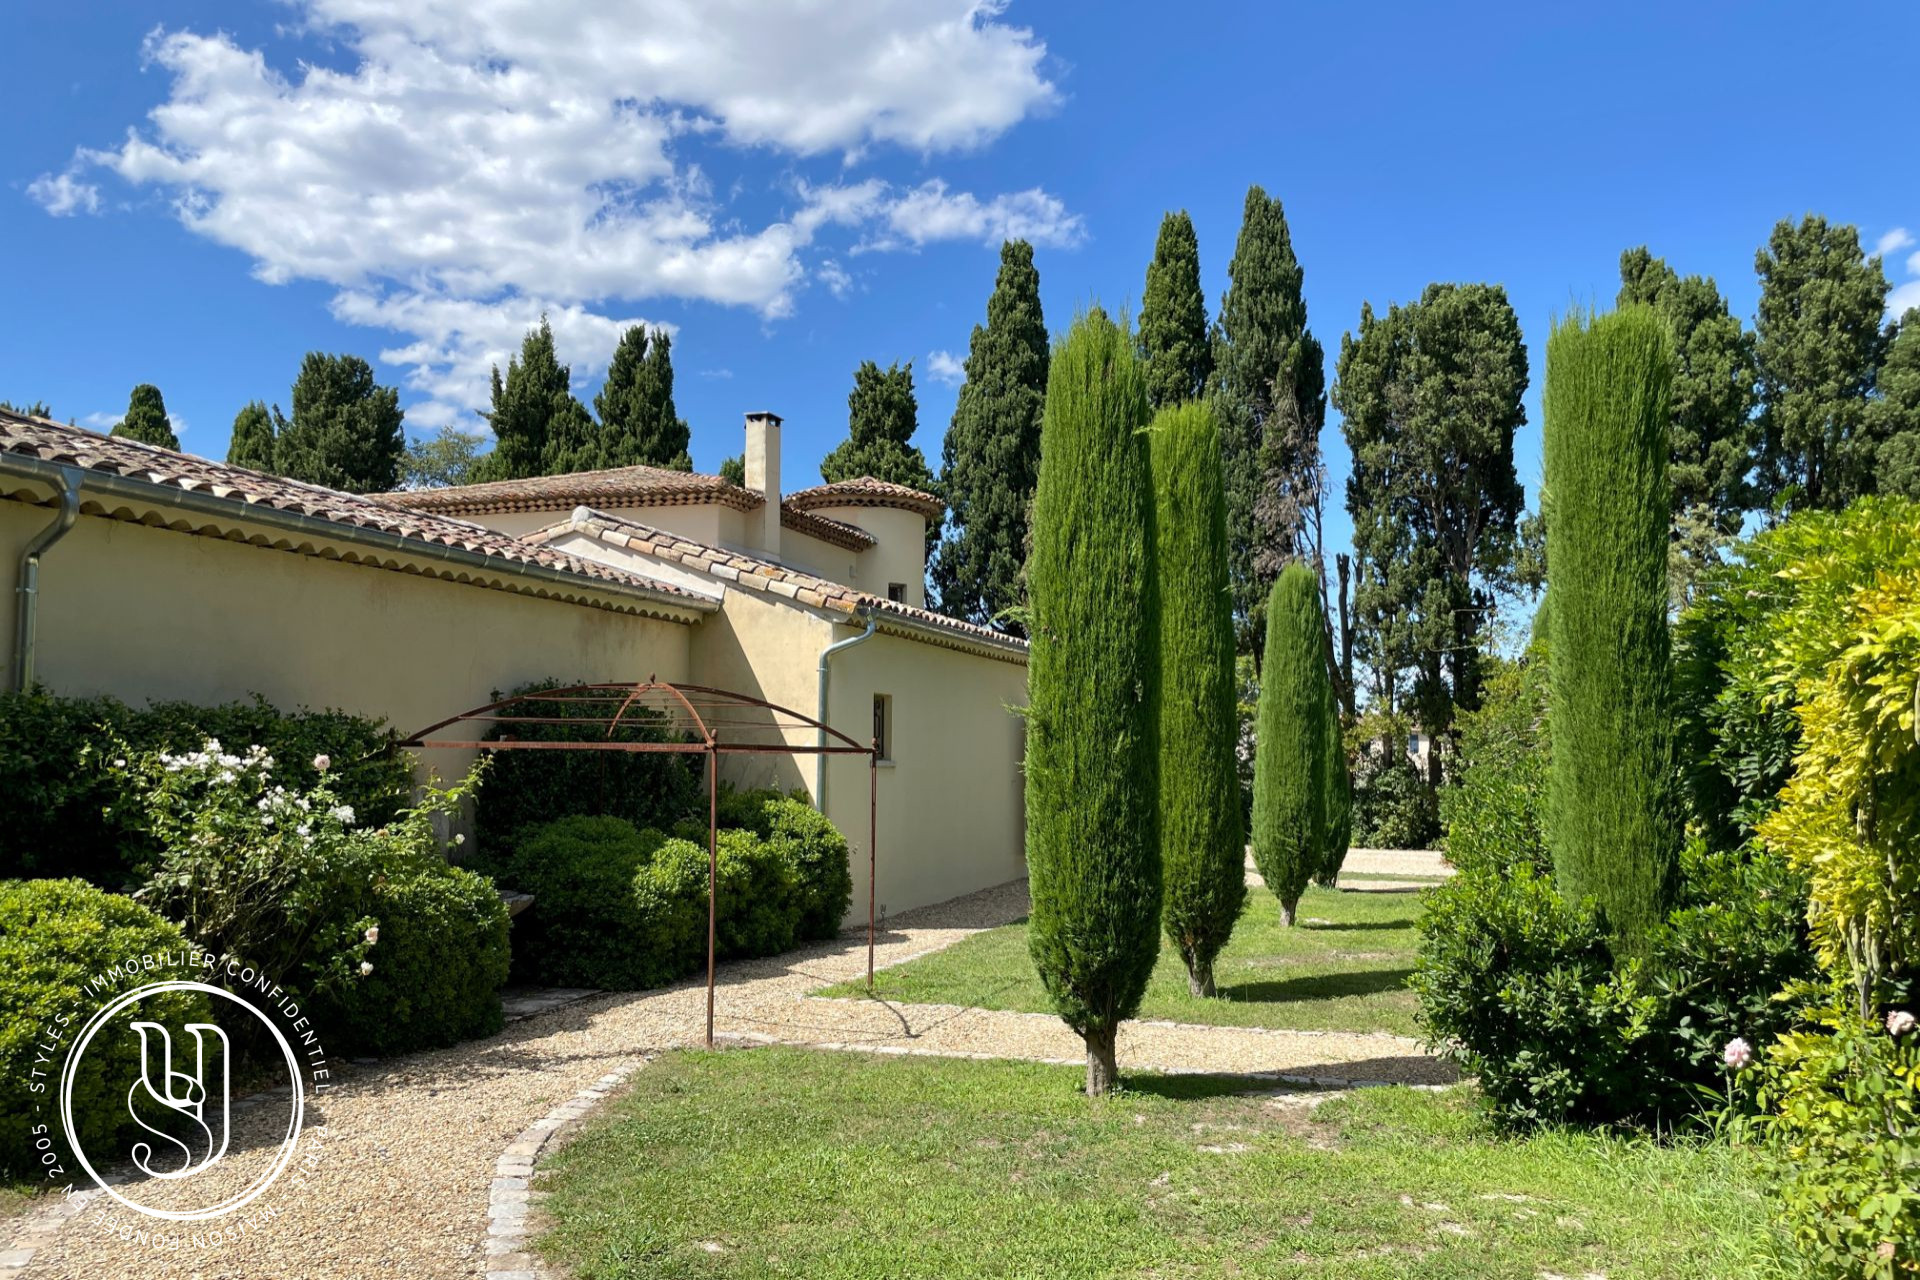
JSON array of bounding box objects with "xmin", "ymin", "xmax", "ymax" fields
[
  {"xmin": 1891, "ymin": 279, "xmax": 1920, "ymax": 318},
  {"xmin": 818, "ymin": 259, "xmax": 854, "ymax": 299},
  {"xmin": 44, "ymin": 3, "xmax": 1073, "ymax": 427},
  {"xmin": 1876, "ymin": 227, "xmax": 1915, "ymax": 258},
  {"xmin": 870, "ymin": 179, "xmax": 1084, "ymax": 250},
  {"xmin": 26, "ymin": 171, "xmax": 100, "ymax": 216},
  {"xmin": 927, "ymin": 349, "xmax": 966, "ymax": 385},
  {"xmin": 81, "ymin": 411, "xmax": 118, "ymax": 431},
  {"xmin": 1909, "ymin": 248, "xmax": 1920, "ymax": 279}
]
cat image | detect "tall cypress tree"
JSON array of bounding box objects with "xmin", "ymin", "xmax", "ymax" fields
[
  {"xmin": 1543, "ymin": 307, "xmax": 1679, "ymax": 952},
  {"xmin": 1873, "ymin": 309, "xmax": 1920, "ymax": 498},
  {"xmin": 932, "ymin": 240, "xmax": 1049, "ymax": 634},
  {"xmin": 111, "ymin": 384, "xmax": 179, "ymax": 450},
  {"xmin": 1139, "ymin": 212, "xmax": 1211, "ymax": 409},
  {"xmin": 1617, "ymin": 247, "xmax": 1757, "ymax": 526},
  {"xmin": 818, "ymin": 360, "xmax": 935, "ymax": 489},
  {"xmin": 1150, "ymin": 401, "xmax": 1244, "ymax": 998},
  {"xmin": 1317, "ymin": 679, "xmax": 1352, "ymax": 887},
  {"xmin": 1753, "ymin": 215, "xmax": 1890, "ymax": 512},
  {"xmin": 1252, "ymin": 563, "xmax": 1329, "ymax": 927},
  {"xmin": 1025, "ymin": 308, "xmax": 1160, "ymax": 1096},
  {"xmin": 226, "ymin": 400, "xmax": 275, "ymax": 471},
  {"xmin": 274, "ymin": 354, "xmax": 404, "ymax": 493},
  {"xmin": 1211, "ymin": 186, "xmax": 1326, "ymax": 647},
  {"xmin": 594, "ymin": 325, "xmax": 691, "ymax": 469},
  {"xmin": 482, "ymin": 318, "xmax": 596, "ymax": 481}
]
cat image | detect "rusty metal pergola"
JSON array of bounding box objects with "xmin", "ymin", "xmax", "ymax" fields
[{"xmin": 399, "ymin": 679, "xmax": 878, "ymax": 1047}]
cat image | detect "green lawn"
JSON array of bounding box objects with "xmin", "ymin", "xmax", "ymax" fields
[
  {"xmin": 819, "ymin": 884, "xmax": 1423, "ymax": 1037},
  {"xmin": 536, "ymin": 1047, "xmax": 1786, "ymax": 1280}
]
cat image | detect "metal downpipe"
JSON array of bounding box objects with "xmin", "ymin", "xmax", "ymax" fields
[
  {"xmin": 13, "ymin": 467, "xmax": 82, "ymax": 692},
  {"xmin": 814, "ymin": 610, "xmax": 876, "ymax": 807}
]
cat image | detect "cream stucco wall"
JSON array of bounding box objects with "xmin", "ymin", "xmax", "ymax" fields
[
  {"xmin": 0, "ymin": 500, "xmax": 695, "ymax": 801},
  {"xmin": 807, "ymin": 505, "xmax": 928, "ymax": 606}
]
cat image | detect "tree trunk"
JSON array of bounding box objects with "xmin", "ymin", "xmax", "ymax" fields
[
  {"xmin": 1084, "ymin": 1025, "xmax": 1119, "ymax": 1096},
  {"xmin": 1186, "ymin": 958, "xmax": 1216, "ymax": 999},
  {"xmin": 1281, "ymin": 899, "xmax": 1299, "ymax": 928}
]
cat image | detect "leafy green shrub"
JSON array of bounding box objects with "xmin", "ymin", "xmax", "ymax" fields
[
  {"xmin": 1440, "ymin": 651, "xmax": 1549, "ymax": 876},
  {"xmin": 307, "ymin": 862, "xmax": 509, "ymax": 1057},
  {"xmin": 0, "ymin": 879, "xmax": 211, "ymax": 1173},
  {"xmin": 713, "ymin": 828, "xmax": 798, "ymax": 958},
  {"xmin": 1743, "ymin": 1002, "xmax": 1920, "ymax": 1276},
  {"xmin": 1350, "ymin": 754, "xmax": 1438, "ymax": 851},
  {"xmin": 689, "ymin": 788, "xmax": 854, "ymax": 939},
  {"xmin": 120, "ymin": 743, "xmax": 506, "ymax": 1057},
  {"xmin": 0, "ymin": 689, "xmax": 411, "ymax": 886},
  {"xmin": 1413, "ymin": 842, "xmax": 1817, "ymax": 1130},
  {"xmin": 472, "ymin": 678, "xmax": 702, "ymax": 854}
]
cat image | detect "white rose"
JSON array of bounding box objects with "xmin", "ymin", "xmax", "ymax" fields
[{"xmin": 358, "ymin": 961, "xmax": 373, "ymax": 977}]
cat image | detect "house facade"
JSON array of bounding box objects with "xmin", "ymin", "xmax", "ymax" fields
[{"xmin": 0, "ymin": 407, "xmax": 1027, "ymax": 920}]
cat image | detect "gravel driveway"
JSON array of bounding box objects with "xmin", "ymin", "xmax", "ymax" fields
[{"xmin": 22, "ymin": 877, "xmax": 1449, "ymax": 1280}]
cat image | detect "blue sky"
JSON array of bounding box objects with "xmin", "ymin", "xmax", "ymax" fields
[{"xmin": 4, "ymin": 0, "xmax": 1917, "ymax": 573}]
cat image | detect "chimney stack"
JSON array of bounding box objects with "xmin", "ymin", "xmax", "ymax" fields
[{"xmin": 743, "ymin": 411, "xmax": 782, "ymax": 553}]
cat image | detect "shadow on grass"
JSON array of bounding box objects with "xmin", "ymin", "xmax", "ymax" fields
[
  {"xmin": 1119, "ymin": 1050, "xmax": 1457, "ymax": 1096},
  {"xmin": 1298, "ymin": 919, "xmax": 1416, "ymax": 932},
  {"xmin": 1219, "ymin": 968, "xmax": 1415, "ymax": 1003}
]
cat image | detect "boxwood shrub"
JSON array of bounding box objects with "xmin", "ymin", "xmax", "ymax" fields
[
  {"xmin": 694, "ymin": 788, "xmax": 853, "ymax": 940},
  {"xmin": 0, "ymin": 879, "xmax": 212, "ymax": 1175}
]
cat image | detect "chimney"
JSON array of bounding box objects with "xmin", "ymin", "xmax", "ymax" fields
[{"xmin": 743, "ymin": 411, "xmax": 782, "ymax": 553}]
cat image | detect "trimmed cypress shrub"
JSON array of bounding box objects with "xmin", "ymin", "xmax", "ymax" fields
[
  {"xmin": 1149, "ymin": 402, "xmax": 1244, "ymax": 998},
  {"xmin": 1542, "ymin": 307, "xmax": 1679, "ymax": 951},
  {"xmin": 1025, "ymin": 308, "xmax": 1161, "ymax": 1096},
  {"xmin": 1251, "ymin": 564, "xmax": 1328, "ymax": 926}
]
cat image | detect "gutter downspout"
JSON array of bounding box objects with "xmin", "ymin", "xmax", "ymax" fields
[
  {"xmin": 13, "ymin": 467, "xmax": 83, "ymax": 693},
  {"xmin": 815, "ymin": 608, "xmax": 876, "ymax": 807}
]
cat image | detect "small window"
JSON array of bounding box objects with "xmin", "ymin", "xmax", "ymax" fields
[
  {"xmin": 886, "ymin": 582, "xmax": 907, "ymax": 603},
  {"xmin": 872, "ymin": 693, "xmax": 893, "ymax": 761}
]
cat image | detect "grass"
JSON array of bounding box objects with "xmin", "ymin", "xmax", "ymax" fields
[
  {"xmin": 537, "ymin": 1046, "xmax": 1787, "ymax": 1280},
  {"xmin": 819, "ymin": 884, "xmax": 1423, "ymax": 1037}
]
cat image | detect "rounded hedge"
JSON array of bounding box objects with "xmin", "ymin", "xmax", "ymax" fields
[{"xmin": 0, "ymin": 879, "xmax": 211, "ymax": 1175}]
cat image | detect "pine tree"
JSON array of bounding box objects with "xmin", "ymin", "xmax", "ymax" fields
[
  {"xmin": 273, "ymin": 355, "xmax": 404, "ymax": 493},
  {"xmin": 481, "ymin": 318, "xmax": 595, "ymax": 481},
  {"xmin": 819, "ymin": 360, "xmax": 935, "ymax": 489},
  {"xmin": 595, "ymin": 326, "xmax": 691, "ymax": 469},
  {"xmin": 1753, "ymin": 215, "xmax": 1890, "ymax": 512},
  {"xmin": 226, "ymin": 400, "xmax": 275, "ymax": 471},
  {"xmin": 111, "ymin": 384, "xmax": 179, "ymax": 450},
  {"xmin": 1251, "ymin": 563, "xmax": 1329, "ymax": 927},
  {"xmin": 1139, "ymin": 212, "xmax": 1211, "ymax": 409},
  {"xmin": 1543, "ymin": 307, "xmax": 1680, "ymax": 952},
  {"xmin": 0, "ymin": 400, "xmax": 53, "ymax": 419},
  {"xmin": 931, "ymin": 240, "xmax": 1049, "ymax": 634},
  {"xmin": 1149, "ymin": 401, "xmax": 1244, "ymax": 998},
  {"xmin": 1211, "ymin": 186, "xmax": 1326, "ymax": 647},
  {"xmin": 1025, "ymin": 308, "xmax": 1161, "ymax": 1096},
  {"xmin": 1617, "ymin": 247, "xmax": 1757, "ymax": 526}
]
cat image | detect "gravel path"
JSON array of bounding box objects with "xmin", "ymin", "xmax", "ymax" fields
[{"xmin": 24, "ymin": 877, "xmax": 1449, "ymax": 1280}]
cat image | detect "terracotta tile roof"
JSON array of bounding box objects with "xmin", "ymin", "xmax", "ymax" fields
[
  {"xmin": 380, "ymin": 463, "xmax": 756, "ymax": 515},
  {"xmin": 784, "ymin": 476, "xmax": 946, "ymax": 521},
  {"xmin": 526, "ymin": 507, "xmax": 1027, "ymax": 663},
  {"xmin": 378, "ymin": 463, "xmax": 878, "ymax": 551},
  {"xmin": 0, "ymin": 410, "xmax": 711, "ymax": 616}
]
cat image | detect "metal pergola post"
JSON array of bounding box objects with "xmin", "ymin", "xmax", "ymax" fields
[{"xmin": 397, "ymin": 679, "xmax": 880, "ymax": 1052}]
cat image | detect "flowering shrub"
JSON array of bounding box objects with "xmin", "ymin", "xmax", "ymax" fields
[
  {"xmin": 1739, "ymin": 999, "xmax": 1920, "ymax": 1277},
  {"xmin": 117, "ymin": 740, "xmax": 507, "ymax": 1057}
]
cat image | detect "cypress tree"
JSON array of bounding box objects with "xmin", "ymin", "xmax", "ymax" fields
[
  {"xmin": 819, "ymin": 360, "xmax": 935, "ymax": 489},
  {"xmin": 1252, "ymin": 563, "xmax": 1328, "ymax": 927},
  {"xmin": 274, "ymin": 355, "xmax": 404, "ymax": 493},
  {"xmin": 594, "ymin": 326, "xmax": 692, "ymax": 469},
  {"xmin": 1139, "ymin": 212, "xmax": 1211, "ymax": 409},
  {"xmin": 932, "ymin": 240, "xmax": 1049, "ymax": 634},
  {"xmin": 1149, "ymin": 401, "xmax": 1244, "ymax": 998},
  {"xmin": 1212, "ymin": 186, "xmax": 1326, "ymax": 646},
  {"xmin": 1025, "ymin": 307, "xmax": 1160, "ymax": 1096},
  {"xmin": 226, "ymin": 400, "xmax": 275, "ymax": 472},
  {"xmin": 1317, "ymin": 682, "xmax": 1352, "ymax": 887},
  {"xmin": 1542, "ymin": 307, "xmax": 1679, "ymax": 951},
  {"xmin": 482, "ymin": 318, "xmax": 594, "ymax": 481},
  {"xmin": 111, "ymin": 384, "xmax": 179, "ymax": 450}
]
